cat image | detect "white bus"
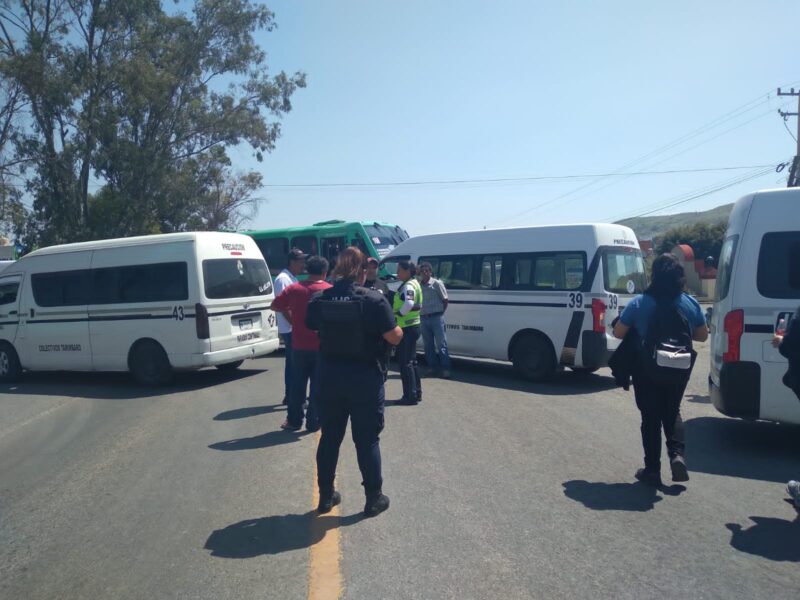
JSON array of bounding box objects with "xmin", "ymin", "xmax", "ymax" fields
[
  {"xmin": 381, "ymin": 223, "xmax": 646, "ymax": 381},
  {"xmin": 0, "ymin": 232, "xmax": 279, "ymax": 385},
  {"xmin": 709, "ymin": 188, "xmax": 800, "ymax": 424}
]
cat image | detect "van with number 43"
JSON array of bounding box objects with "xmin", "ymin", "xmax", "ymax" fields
[
  {"xmin": 709, "ymin": 187, "xmax": 800, "ymax": 425},
  {"xmin": 381, "ymin": 223, "xmax": 647, "ymax": 381},
  {"xmin": 0, "ymin": 232, "xmax": 279, "ymax": 385}
]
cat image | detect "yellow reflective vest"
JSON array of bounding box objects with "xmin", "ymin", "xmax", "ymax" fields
[{"xmin": 394, "ymin": 278, "xmax": 423, "ymax": 328}]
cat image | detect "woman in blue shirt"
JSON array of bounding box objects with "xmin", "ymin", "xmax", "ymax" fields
[{"xmin": 613, "ymin": 254, "xmax": 709, "ymax": 487}]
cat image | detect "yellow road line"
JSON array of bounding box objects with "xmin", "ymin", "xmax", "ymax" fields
[{"xmin": 308, "ymin": 431, "xmax": 343, "ymax": 600}]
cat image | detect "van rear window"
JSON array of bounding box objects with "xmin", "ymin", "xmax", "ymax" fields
[
  {"xmin": 602, "ymin": 248, "xmax": 647, "ymax": 295},
  {"xmin": 203, "ymin": 259, "xmax": 273, "ymax": 299},
  {"xmin": 757, "ymin": 232, "xmax": 800, "ymax": 299}
]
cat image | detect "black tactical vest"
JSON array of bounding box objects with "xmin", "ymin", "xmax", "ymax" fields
[{"xmin": 317, "ymin": 288, "xmax": 381, "ymax": 364}]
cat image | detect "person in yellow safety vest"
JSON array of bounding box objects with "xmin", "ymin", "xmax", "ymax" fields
[{"xmin": 393, "ymin": 260, "xmax": 423, "ymax": 405}]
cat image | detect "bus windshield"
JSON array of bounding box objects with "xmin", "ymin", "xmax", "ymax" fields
[{"xmin": 364, "ymin": 224, "xmax": 408, "ymax": 258}]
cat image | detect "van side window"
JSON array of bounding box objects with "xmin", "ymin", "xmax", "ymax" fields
[
  {"xmin": 715, "ymin": 235, "xmax": 739, "ymax": 301},
  {"xmin": 32, "ymin": 270, "xmax": 92, "ymax": 307},
  {"xmin": 0, "ymin": 281, "xmax": 19, "ymax": 305},
  {"xmin": 479, "ymin": 255, "xmax": 503, "ymax": 289},
  {"xmin": 436, "ymin": 256, "xmax": 476, "ymax": 289},
  {"xmin": 93, "ymin": 263, "xmax": 189, "ymax": 304},
  {"xmin": 255, "ymin": 238, "xmax": 288, "ymax": 275},
  {"xmin": 508, "ymin": 252, "xmax": 585, "ymax": 291},
  {"xmin": 757, "ymin": 232, "xmax": 800, "ymax": 299},
  {"xmin": 291, "ymin": 235, "xmax": 318, "ymax": 257}
]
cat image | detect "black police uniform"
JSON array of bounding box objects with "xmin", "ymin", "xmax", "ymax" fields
[{"xmin": 306, "ymin": 278, "xmax": 396, "ymax": 515}]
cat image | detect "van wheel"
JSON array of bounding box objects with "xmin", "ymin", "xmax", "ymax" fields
[
  {"xmin": 511, "ymin": 334, "xmax": 556, "ymax": 382},
  {"xmin": 129, "ymin": 340, "xmax": 172, "ymax": 386},
  {"xmin": 0, "ymin": 342, "xmax": 22, "ymax": 382},
  {"xmin": 216, "ymin": 360, "xmax": 244, "ymax": 372}
]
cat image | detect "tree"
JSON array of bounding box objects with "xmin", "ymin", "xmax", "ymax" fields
[
  {"xmin": 0, "ymin": 0, "xmax": 304, "ymax": 245},
  {"xmin": 654, "ymin": 221, "xmax": 727, "ymax": 262}
]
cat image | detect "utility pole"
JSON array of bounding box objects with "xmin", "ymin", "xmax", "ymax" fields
[{"xmin": 777, "ymin": 87, "xmax": 800, "ymax": 187}]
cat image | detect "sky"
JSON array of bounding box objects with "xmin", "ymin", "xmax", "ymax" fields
[{"xmin": 233, "ymin": 0, "xmax": 800, "ymax": 237}]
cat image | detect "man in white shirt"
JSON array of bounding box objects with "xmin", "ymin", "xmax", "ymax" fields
[{"xmin": 272, "ymin": 248, "xmax": 307, "ymax": 405}]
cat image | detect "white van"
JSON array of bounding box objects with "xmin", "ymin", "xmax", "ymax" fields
[
  {"xmin": 0, "ymin": 232, "xmax": 279, "ymax": 385},
  {"xmin": 381, "ymin": 223, "xmax": 646, "ymax": 381},
  {"xmin": 709, "ymin": 188, "xmax": 800, "ymax": 424}
]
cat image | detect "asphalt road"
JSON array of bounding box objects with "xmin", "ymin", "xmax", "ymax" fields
[{"xmin": 1, "ymin": 342, "xmax": 799, "ymax": 599}]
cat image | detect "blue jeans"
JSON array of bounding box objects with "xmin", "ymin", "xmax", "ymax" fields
[
  {"xmin": 288, "ymin": 349, "xmax": 320, "ymax": 429},
  {"xmin": 421, "ymin": 314, "xmax": 450, "ymax": 371},
  {"xmin": 280, "ymin": 333, "xmax": 293, "ymax": 402},
  {"xmin": 397, "ymin": 325, "xmax": 421, "ymax": 401}
]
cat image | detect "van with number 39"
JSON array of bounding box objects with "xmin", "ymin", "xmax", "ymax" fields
[
  {"xmin": 0, "ymin": 232, "xmax": 279, "ymax": 385},
  {"xmin": 381, "ymin": 223, "xmax": 647, "ymax": 381}
]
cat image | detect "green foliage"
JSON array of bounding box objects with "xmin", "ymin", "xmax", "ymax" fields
[
  {"xmin": 0, "ymin": 0, "xmax": 305, "ymax": 246},
  {"xmin": 617, "ymin": 203, "xmax": 733, "ymax": 241},
  {"xmin": 654, "ymin": 221, "xmax": 728, "ymax": 262}
]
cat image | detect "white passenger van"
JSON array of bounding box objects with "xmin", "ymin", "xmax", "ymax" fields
[
  {"xmin": 709, "ymin": 188, "xmax": 800, "ymax": 424},
  {"xmin": 0, "ymin": 232, "xmax": 279, "ymax": 385},
  {"xmin": 381, "ymin": 223, "xmax": 646, "ymax": 381}
]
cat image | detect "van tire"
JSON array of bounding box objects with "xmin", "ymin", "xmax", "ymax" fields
[
  {"xmin": 511, "ymin": 333, "xmax": 556, "ymax": 382},
  {"xmin": 216, "ymin": 360, "xmax": 244, "ymax": 372},
  {"xmin": 129, "ymin": 340, "xmax": 172, "ymax": 386},
  {"xmin": 0, "ymin": 342, "xmax": 22, "ymax": 382}
]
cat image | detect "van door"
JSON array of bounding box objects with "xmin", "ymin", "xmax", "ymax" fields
[
  {"xmin": 0, "ymin": 274, "xmax": 22, "ymax": 344},
  {"xmin": 22, "ymin": 256, "xmax": 92, "ymax": 371},
  {"xmin": 753, "ymin": 231, "xmax": 800, "ymax": 422}
]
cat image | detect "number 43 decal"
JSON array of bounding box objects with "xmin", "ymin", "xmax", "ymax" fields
[{"xmin": 172, "ymin": 306, "xmax": 185, "ymax": 320}]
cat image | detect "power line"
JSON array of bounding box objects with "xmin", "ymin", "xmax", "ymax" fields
[
  {"xmin": 613, "ymin": 166, "xmax": 775, "ymax": 222},
  {"xmin": 259, "ymin": 164, "xmax": 774, "ymax": 189}
]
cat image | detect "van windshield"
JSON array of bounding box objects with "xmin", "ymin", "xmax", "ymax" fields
[
  {"xmin": 203, "ymin": 259, "xmax": 273, "ymax": 299},
  {"xmin": 603, "ymin": 247, "xmax": 647, "ymax": 295}
]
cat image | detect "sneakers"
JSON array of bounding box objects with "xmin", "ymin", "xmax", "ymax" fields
[
  {"xmin": 635, "ymin": 468, "xmax": 663, "ymax": 487},
  {"xmin": 670, "ymin": 456, "xmax": 690, "ymax": 482},
  {"xmin": 787, "ymin": 480, "xmax": 800, "ymax": 508},
  {"xmin": 280, "ymin": 420, "xmax": 301, "ymax": 431},
  {"xmin": 318, "ymin": 490, "xmax": 341, "ymax": 514},
  {"xmin": 364, "ymin": 492, "xmax": 390, "ymax": 517}
]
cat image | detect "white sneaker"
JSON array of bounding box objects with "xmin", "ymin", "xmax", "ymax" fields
[{"xmin": 787, "ymin": 480, "xmax": 800, "ymax": 500}]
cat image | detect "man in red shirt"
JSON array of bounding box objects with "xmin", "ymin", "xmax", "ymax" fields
[{"xmin": 270, "ymin": 256, "xmax": 332, "ymax": 432}]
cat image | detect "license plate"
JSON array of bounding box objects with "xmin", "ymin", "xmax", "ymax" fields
[{"xmin": 238, "ymin": 318, "xmax": 253, "ymax": 330}]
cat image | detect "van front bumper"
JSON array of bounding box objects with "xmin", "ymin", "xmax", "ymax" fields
[
  {"xmin": 192, "ymin": 338, "xmax": 280, "ymax": 368},
  {"xmin": 709, "ymin": 361, "xmax": 761, "ymax": 420}
]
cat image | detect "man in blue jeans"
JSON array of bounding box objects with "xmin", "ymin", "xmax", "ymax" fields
[
  {"xmin": 272, "ymin": 248, "xmax": 307, "ymax": 404},
  {"xmin": 418, "ymin": 262, "xmax": 451, "ymax": 379}
]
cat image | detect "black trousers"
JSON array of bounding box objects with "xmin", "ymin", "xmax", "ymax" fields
[
  {"xmin": 316, "ymin": 360, "xmax": 385, "ymax": 494},
  {"xmin": 632, "ymin": 373, "xmax": 687, "ymax": 472},
  {"xmin": 397, "ymin": 325, "xmax": 421, "ymax": 401}
]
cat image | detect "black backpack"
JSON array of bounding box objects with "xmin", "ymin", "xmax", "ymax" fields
[{"xmin": 642, "ymin": 297, "xmax": 696, "ymax": 386}]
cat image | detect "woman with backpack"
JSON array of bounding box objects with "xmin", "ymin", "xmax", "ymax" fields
[{"xmin": 613, "ymin": 254, "xmax": 709, "ymax": 487}]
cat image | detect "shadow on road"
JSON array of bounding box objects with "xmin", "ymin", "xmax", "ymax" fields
[
  {"xmin": 388, "ymin": 357, "xmax": 618, "ymax": 396},
  {"xmin": 1, "ymin": 368, "xmax": 265, "ymax": 400},
  {"xmin": 726, "ymin": 515, "xmax": 800, "ymax": 562},
  {"xmin": 684, "ymin": 416, "xmax": 800, "ymax": 483},
  {"xmin": 685, "ymin": 394, "xmax": 710, "ymax": 404},
  {"xmin": 209, "ymin": 429, "xmax": 311, "ymax": 451},
  {"xmin": 205, "ymin": 511, "xmax": 364, "ymax": 558},
  {"xmin": 214, "ymin": 404, "xmax": 285, "ymax": 421},
  {"xmin": 562, "ymin": 480, "xmax": 664, "ymax": 511}
]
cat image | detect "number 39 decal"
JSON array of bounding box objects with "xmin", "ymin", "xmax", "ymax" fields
[
  {"xmin": 607, "ymin": 294, "xmax": 618, "ymax": 310},
  {"xmin": 568, "ymin": 292, "xmax": 583, "ymax": 308}
]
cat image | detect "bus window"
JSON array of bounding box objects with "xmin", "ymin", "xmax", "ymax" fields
[
  {"xmin": 291, "ymin": 235, "xmax": 318, "ymax": 256},
  {"xmin": 479, "ymin": 255, "xmax": 503, "ymax": 289},
  {"xmin": 255, "ymin": 237, "xmax": 289, "ymax": 275},
  {"xmin": 352, "ymin": 234, "xmax": 369, "ymax": 254},
  {"xmin": 321, "ymin": 237, "xmax": 346, "ymax": 266},
  {"xmin": 602, "ymin": 248, "xmax": 647, "ymax": 295},
  {"xmin": 364, "ymin": 224, "xmax": 406, "ymax": 258}
]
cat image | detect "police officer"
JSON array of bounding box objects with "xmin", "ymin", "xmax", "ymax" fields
[
  {"xmin": 306, "ymin": 247, "xmax": 403, "ymax": 517},
  {"xmin": 394, "ymin": 260, "xmax": 423, "ymax": 405}
]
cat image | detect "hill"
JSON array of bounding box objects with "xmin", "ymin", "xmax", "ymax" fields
[{"xmin": 616, "ymin": 203, "xmax": 733, "ymax": 241}]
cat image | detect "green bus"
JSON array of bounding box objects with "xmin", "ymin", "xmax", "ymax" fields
[{"xmin": 241, "ymin": 220, "xmax": 410, "ymax": 276}]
